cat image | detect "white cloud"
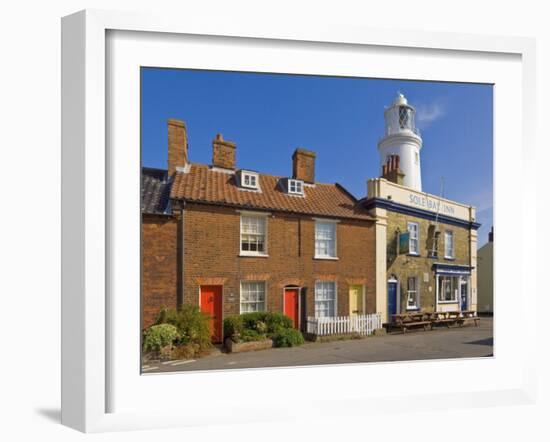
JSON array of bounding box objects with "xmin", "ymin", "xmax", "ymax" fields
[{"xmin": 415, "ymin": 102, "xmax": 445, "ymax": 128}]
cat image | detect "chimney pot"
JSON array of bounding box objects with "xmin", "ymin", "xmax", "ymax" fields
[{"xmin": 382, "ymin": 154, "xmax": 405, "ymax": 185}]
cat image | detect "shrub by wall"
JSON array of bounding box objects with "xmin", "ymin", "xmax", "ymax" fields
[
  {"xmin": 223, "ymin": 312, "xmax": 303, "ymax": 348},
  {"xmin": 271, "ymin": 328, "xmax": 305, "ymax": 347},
  {"xmin": 154, "ymin": 305, "xmax": 212, "ymax": 358},
  {"xmin": 142, "ymin": 323, "xmax": 180, "ymax": 353}
]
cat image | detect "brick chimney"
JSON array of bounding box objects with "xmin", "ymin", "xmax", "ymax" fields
[
  {"xmin": 382, "ymin": 154, "xmax": 405, "ymax": 185},
  {"xmin": 167, "ymin": 119, "xmax": 188, "ymax": 176},
  {"xmin": 212, "ymin": 133, "xmax": 236, "ymax": 170},
  {"xmin": 292, "ymin": 148, "xmax": 316, "ymax": 184}
]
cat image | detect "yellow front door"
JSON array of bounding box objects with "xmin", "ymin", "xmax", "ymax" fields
[{"xmin": 349, "ymin": 285, "xmax": 363, "ymax": 316}]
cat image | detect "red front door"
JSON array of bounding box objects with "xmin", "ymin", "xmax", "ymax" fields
[
  {"xmin": 284, "ymin": 288, "xmax": 299, "ymax": 329},
  {"xmin": 200, "ymin": 285, "xmax": 223, "ymax": 343}
]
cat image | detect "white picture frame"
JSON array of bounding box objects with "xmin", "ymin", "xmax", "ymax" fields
[{"xmin": 61, "ymin": 9, "xmax": 537, "ymax": 433}]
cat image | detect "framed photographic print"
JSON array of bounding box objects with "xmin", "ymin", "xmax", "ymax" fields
[{"xmin": 62, "ymin": 9, "xmax": 537, "ymax": 433}]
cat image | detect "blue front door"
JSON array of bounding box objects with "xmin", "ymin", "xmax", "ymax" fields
[
  {"xmin": 388, "ymin": 281, "xmax": 398, "ymax": 317},
  {"xmin": 460, "ymin": 277, "xmax": 468, "ymax": 311}
]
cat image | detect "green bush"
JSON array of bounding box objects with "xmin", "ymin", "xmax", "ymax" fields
[
  {"xmin": 264, "ymin": 313, "xmax": 293, "ymax": 334},
  {"xmin": 223, "ymin": 312, "xmax": 296, "ymax": 343},
  {"xmin": 223, "ymin": 315, "xmax": 244, "ymax": 339},
  {"xmin": 271, "ymin": 329, "xmax": 305, "ymax": 348},
  {"xmin": 155, "ymin": 305, "xmax": 212, "ymax": 351},
  {"xmin": 240, "ymin": 329, "xmax": 267, "ymax": 342},
  {"xmin": 142, "ymin": 324, "xmax": 180, "ymax": 352}
]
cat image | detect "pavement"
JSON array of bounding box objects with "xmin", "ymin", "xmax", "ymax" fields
[{"xmin": 142, "ymin": 317, "xmax": 493, "ymax": 374}]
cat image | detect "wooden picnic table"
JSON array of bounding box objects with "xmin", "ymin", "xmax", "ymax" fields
[
  {"xmin": 387, "ymin": 310, "xmax": 481, "ymax": 333},
  {"xmin": 389, "ymin": 312, "xmax": 431, "ymax": 334},
  {"xmin": 457, "ymin": 310, "xmax": 480, "ymax": 327},
  {"xmin": 427, "ymin": 311, "xmax": 461, "ymax": 329}
]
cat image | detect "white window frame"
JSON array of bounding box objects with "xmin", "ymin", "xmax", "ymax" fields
[
  {"xmin": 444, "ymin": 230, "xmax": 455, "ymax": 259},
  {"xmin": 314, "ymin": 281, "xmax": 337, "ymax": 318},
  {"xmin": 240, "ymin": 281, "xmax": 267, "ymax": 313},
  {"xmin": 239, "ymin": 212, "xmax": 268, "ymax": 257},
  {"xmin": 314, "ymin": 219, "xmax": 338, "ymax": 259},
  {"xmin": 438, "ymin": 275, "xmax": 459, "ymax": 303},
  {"xmin": 406, "ymin": 276, "xmax": 420, "ymax": 310},
  {"xmin": 240, "ymin": 170, "xmax": 260, "ymax": 190},
  {"xmin": 407, "ymin": 221, "xmax": 419, "ymax": 255},
  {"xmin": 287, "ymin": 178, "xmax": 304, "ymax": 195}
]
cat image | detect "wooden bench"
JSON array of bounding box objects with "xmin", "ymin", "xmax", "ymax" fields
[
  {"xmin": 388, "ymin": 313, "xmax": 431, "ymax": 334},
  {"xmin": 457, "ymin": 310, "xmax": 480, "ymax": 327}
]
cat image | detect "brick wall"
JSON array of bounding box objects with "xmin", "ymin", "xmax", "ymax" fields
[
  {"xmin": 386, "ymin": 211, "xmax": 471, "ymax": 312},
  {"xmin": 182, "ymin": 203, "xmax": 377, "ymax": 326},
  {"xmin": 141, "ymin": 214, "xmax": 179, "ymax": 328}
]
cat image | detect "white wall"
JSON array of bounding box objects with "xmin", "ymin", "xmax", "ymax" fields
[{"xmin": 0, "ymin": 1, "xmax": 548, "ymax": 441}]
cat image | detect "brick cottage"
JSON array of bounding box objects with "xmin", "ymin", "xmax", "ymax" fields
[{"xmin": 142, "ymin": 119, "xmax": 378, "ymax": 342}]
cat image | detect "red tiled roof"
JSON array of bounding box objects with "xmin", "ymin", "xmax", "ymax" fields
[{"xmin": 170, "ymin": 164, "xmax": 375, "ymax": 221}]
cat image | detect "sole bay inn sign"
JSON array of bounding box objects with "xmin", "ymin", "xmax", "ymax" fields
[
  {"xmin": 367, "ymin": 177, "xmax": 476, "ymax": 223},
  {"xmin": 408, "ymin": 194, "xmax": 456, "ymax": 216}
]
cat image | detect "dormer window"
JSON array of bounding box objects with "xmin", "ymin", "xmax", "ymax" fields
[
  {"xmin": 287, "ymin": 178, "xmax": 304, "ymax": 195},
  {"xmin": 238, "ymin": 170, "xmax": 260, "ymax": 190}
]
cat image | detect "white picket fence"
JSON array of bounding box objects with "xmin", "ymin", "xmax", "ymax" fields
[{"xmin": 307, "ymin": 313, "xmax": 382, "ymax": 336}]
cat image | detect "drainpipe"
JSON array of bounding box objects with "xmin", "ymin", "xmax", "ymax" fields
[
  {"xmin": 435, "ymin": 274, "xmax": 439, "ymax": 312},
  {"xmin": 176, "ymin": 205, "xmax": 185, "ymax": 308}
]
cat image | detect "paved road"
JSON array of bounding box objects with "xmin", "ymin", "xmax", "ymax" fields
[{"xmin": 143, "ymin": 317, "xmax": 493, "ymax": 374}]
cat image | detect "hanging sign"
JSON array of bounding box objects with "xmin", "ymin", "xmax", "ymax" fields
[{"xmin": 398, "ymin": 231, "xmax": 410, "ymax": 255}]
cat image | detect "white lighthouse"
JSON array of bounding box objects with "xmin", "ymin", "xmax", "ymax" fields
[{"xmin": 378, "ymin": 93, "xmax": 423, "ymax": 191}]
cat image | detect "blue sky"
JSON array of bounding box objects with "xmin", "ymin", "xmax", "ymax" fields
[{"xmin": 141, "ymin": 68, "xmax": 493, "ymax": 247}]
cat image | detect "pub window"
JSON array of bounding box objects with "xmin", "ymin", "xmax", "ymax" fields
[
  {"xmin": 438, "ymin": 276, "xmax": 459, "ymax": 302},
  {"xmin": 444, "ymin": 230, "xmax": 454, "ymax": 259},
  {"xmin": 406, "ymin": 276, "xmax": 419, "ymax": 310},
  {"xmin": 407, "ymin": 221, "xmax": 419, "ymax": 255}
]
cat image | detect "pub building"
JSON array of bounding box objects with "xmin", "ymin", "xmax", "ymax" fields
[{"xmin": 362, "ymin": 93, "xmax": 480, "ymax": 324}]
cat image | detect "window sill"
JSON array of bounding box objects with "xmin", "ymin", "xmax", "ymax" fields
[
  {"xmin": 314, "ymin": 256, "xmax": 339, "ymax": 261},
  {"xmin": 406, "ymin": 307, "xmax": 420, "ymax": 311},
  {"xmin": 239, "ymin": 252, "xmax": 269, "ymax": 258},
  {"xmin": 438, "ymin": 300, "xmax": 458, "ymax": 304},
  {"xmin": 407, "ymin": 253, "xmax": 421, "ymax": 257}
]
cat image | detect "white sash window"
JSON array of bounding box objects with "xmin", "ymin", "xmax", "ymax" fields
[
  {"xmin": 240, "ymin": 281, "xmax": 266, "ymax": 313},
  {"xmin": 444, "ymin": 230, "xmax": 454, "ymax": 259},
  {"xmin": 315, "ymin": 221, "xmax": 337, "ymax": 258},
  {"xmin": 314, "ymin": 281, "xmax": 336, "ymax": 317},
  {"xmin": 407, "ymin": 221, "xmax": 419, "ymax": 255},
  {"xmin": 240, "ymin": 215, "xmax": 267, "ymax": 255}
]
